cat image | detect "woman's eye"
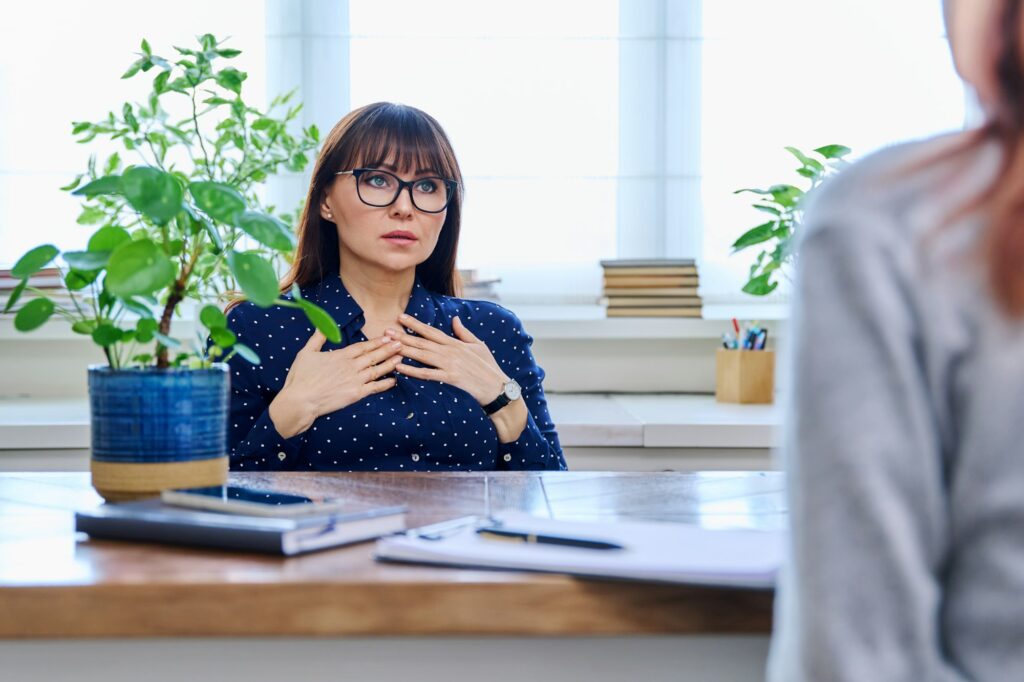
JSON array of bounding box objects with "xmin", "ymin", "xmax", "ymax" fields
[
  {"xmin": 415, "ymin": 179, "xmax": 438, "ymax": 193},
  {"xmin": 364, "ymin": 173, "xmax": 392, "ymax": 188}
]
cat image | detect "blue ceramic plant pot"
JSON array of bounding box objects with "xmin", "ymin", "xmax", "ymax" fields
[{"xmin": 88, "ymin": 364, "xmax": 229, "ymax": 502}]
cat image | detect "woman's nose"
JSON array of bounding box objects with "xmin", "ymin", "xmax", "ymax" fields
[{"xmin": 389, "ymin": 186, "xmax": 415, "ymax": 218}]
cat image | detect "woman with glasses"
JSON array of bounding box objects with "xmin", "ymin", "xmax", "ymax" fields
[{"xmin": 224, "ymin": 102, "xmax": 565, "ymax": 472}]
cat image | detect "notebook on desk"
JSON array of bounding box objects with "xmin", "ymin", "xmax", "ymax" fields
[
  {"xmin": 375, "ymin": 513, "xmax": 785, "ymax": 589},
  {"xmin": 76, "ymin": 499, "xmax": 407, "ymax": 556}
]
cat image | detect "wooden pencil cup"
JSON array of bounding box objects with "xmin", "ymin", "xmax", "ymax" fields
[{"xmin": 715, "ymin": 349, "xmax": 775, "ymax": 404}]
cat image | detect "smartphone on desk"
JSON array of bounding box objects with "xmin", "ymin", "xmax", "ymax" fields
[{"xmin": 161, "ymin": 485, "xmax": 351, "ymax": 517}]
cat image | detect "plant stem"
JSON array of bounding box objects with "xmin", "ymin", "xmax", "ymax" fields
[{"xmin": 190, "ymin": 88, "xmax": 215, "ymax": 181}]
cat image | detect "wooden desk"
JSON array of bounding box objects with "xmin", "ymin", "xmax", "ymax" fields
[{"xmin": 0, "ymin": 471, "xmax": 786, "ymax": 681}]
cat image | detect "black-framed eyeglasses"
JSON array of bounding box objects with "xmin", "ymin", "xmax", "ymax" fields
[{"xmin": 335, "ymin": 168, "xmax": 458, "ymax": 214}]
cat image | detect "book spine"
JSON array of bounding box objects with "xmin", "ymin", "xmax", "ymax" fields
[{"xmin": 75, "ymin": 514, "xmax": 285, "ymax": 554}]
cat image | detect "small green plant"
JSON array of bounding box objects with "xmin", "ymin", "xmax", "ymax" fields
[
  {"xmin": 732, "ymin": 144, "xmax": 852, "ymax": 295},
  {"xmin": 2, "ymin": 34, "xmax": 341, "ymax": 369}
]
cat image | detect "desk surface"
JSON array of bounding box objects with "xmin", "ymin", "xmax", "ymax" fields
[{"xmin": 0, "ymin": 471, "xmax": 785, "ymax": 638}]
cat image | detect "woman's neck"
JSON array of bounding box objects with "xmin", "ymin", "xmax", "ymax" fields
[{"xmin": 338, "ymin": 256, "xmax": 415, "ymax": 322}]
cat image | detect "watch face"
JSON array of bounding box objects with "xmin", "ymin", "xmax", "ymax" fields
[{"xmin": 504, "ymin": 380, "xmax": 522, "ymax": 401}]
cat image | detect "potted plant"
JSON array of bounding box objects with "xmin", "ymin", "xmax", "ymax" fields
[
  {"xmin": 731, "ymin": 144, "xmax": 852, "ymax": 295},
  {"xmin": 2, "ymin": 34, "xmax": 340, "ymax": 501}
]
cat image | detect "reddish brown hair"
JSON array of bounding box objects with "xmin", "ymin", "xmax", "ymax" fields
[
  {"xmin": 935, "ymin": 0, "xmax": 1024, "ymax": 315},
  {"xmin": 281, "ymin": 102, "xmax": 464, "ymax": 297}
]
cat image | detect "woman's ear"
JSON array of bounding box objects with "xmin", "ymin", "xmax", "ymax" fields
[{"xmin": 320, "ymin": 197, "xmax": 335, "ymax": 222}]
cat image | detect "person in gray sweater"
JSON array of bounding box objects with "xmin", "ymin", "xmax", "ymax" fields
[{"xmin": 768, "ymin": 1, "xmax": 1024, "ymax": 680}]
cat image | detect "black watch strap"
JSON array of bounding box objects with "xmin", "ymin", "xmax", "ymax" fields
[{"xmin": 482, "ymin": 392, "xmax": 512, "ymax": 415}]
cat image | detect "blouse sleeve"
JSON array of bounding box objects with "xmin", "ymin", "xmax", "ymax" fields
[
  {"xmin": 491, "ymin": 309, "xmax": 566, "ymax": 471},
  {"xmin": 223, "ymin": 303, "xmax": 307, "ymax": 471}
]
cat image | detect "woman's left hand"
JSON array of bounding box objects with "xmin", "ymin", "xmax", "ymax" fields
[{"xmin": 389, "ymin": 313, "xmax": 509, "ymax": 406}]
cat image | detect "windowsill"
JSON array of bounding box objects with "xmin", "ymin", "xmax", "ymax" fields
[
  {"xmin": 0, "ymin": 302, "xmax": 788, "ymax": 342},
  {"xmin": 0, "ymin": 393, "xmax": 780, "ymax": 451}
]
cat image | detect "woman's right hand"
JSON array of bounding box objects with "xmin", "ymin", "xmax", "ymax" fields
[{"xmin": 268, "ymin": 330, "xmax": 403, "ymax": 438}]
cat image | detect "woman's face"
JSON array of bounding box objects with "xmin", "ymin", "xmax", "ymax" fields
[
  {"xmin": 320, "ymin": 159, "xmax": 447, "ymax": 275},
  {"xmin": 945, "ymin": 0, "xmax": 1003, "ymax": 107}
]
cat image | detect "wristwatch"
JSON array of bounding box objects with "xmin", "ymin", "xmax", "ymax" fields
[{"xmin": 482, "ymin": 379, "xmax": 522, "ymax": 415}]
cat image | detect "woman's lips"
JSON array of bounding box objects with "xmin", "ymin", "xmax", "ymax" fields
[{"xmin": 382, "ymin": 231, "xmax": 417, "ymax": 246}]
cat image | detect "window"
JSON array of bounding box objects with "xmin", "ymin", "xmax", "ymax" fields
[
  {"xmin": 349, "ymin": 0, "xmax": 619, "ymax": 303},
  {"xmin": 0, "ymin": 2, "xmax": 265, "ymax": 267},
  {"xmin": 699, "ymin": 0, "xmax": 965, "ymax": 301}
]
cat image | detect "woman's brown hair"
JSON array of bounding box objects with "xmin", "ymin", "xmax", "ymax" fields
[
  {"xmin": 280, "ymin": 102, "xmax": 463, "ymax": 297},
  {"xmin": 933, "ymin": 0, "xmax": 1024, "ymax": 315}
]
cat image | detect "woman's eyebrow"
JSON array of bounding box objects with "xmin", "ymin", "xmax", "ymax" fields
[{"xmin": 371, "ymin": 162, "xmax": 441, "ymax": 176}]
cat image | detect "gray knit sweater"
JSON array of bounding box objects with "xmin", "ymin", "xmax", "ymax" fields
[{"xmin": 767, "ymin": 133, "xmax": 1024, "ymax": 682}]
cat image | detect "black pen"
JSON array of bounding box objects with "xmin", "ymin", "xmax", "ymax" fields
[{"xmin": 476, "ymin": 527, "xmax": 623, "ymax": 550}]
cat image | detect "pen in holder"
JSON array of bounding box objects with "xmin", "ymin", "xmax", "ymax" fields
[{"xmin": 716, "ymin": 348, "xmax": 775, "ymax": 405}]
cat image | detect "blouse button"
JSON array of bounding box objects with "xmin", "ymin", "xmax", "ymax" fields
[
  {"xmin": 411, "ymin": 453, "xmax": 420, "ymax": 462},
  {"xmin": 277, "ymin": 451, "xmax": 287, "ymax": 461},
  {"xmin": 502, "ymin": 454, "xmax": 511, "ymax": 462}
]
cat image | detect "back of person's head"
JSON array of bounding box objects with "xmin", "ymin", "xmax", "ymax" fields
[
  {"xmin": 284, "ymin": 102, "xmax": 464, "ymax": 297},
  {"xmin": 946, "ymin": 0, "xmax": 1024, "ymax": 314}
]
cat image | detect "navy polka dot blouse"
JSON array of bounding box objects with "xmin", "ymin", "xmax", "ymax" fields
[{"xmin": 223, "ymin": 275, "xmax": 567, "ymax": 472}]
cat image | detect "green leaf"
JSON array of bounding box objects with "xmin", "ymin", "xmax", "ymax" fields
[
  {"xmin": 189, "ymin": 181, "xmax": 245, "ymax": 223},
  {"xmin": 65, "ymin": 269, "xmax": 99, "ymax": 291},
  {"xmin": 210, "ymin": 327, "xmax": 236, "ymax": 347},
  {"xmin": 141, "ymin": 39, "xmax": 152, "ymax": 55},
  {"xmin": 3, "ymin": 279, "xmax": 27, "ymax": 314},
  {"xmin": 135, "ymin": 318, "xmax": 158, "ymax": 343},
  {"xmin": 251, "ymin": 118, "xmax": 275, "ymax": 131},
  {"xmin": 227, "ymin": 250, "xmax": 279, "ymax": 307},
  {"xmin": 88, "ymin": 226, "xmax": 132, "ymax": 252},
  {"xmin": 742, "ymin": 273, "xmax": 779, "ymax": 297},
  {"xmin": 14, "ymin": 297, "xmax": 55, "ymax": 331},
  {"xmin": 11, "ymin": 244, "xmax": 59, "ymax": 279},
  {"xmin": 77, "ymin": 206, "xmax": 107, "ymax": 225},
  {"xmin": 62, "ymin": 250, "xmax": 110, "ymax": 271},
  {"xmin": 105, "ymin": 238, "xmax": 175, "ymax": 297},
  {"xmin": 215, "ymin": 67, "xmax": 247, "ymax": 94},
  {"xmin": 768, "ymin": 184, "xmax": 804, "ymax": 208},
  {"xmin": 215, "ymin": 48, "xmax": 242, "ymax": 58},
  {"xmin": 73, "ymin": 174, "xmax": 123, "ymax": 198},
  {"xmin": 232, "ymin": 342, "xmax": 260, "ymax": 364},
  {"xmin": 734, "ymin": 188, "xmax": 772, "ymax": 196},
  {"xmin": 731, "ymin": 222, "xmax": 777, "ymax": 251},
  {"xmin": 153, "ymin": 332, "xmax": 181, "ymax": 348},
  {"xmin": 235, "ymin": 211, "xmax": 295, "ymax": 251},
  {"xmin": 753, "ymin": 204, "xmax": 782, "ymax": 216},
  {"xmin": 200, "ymin": 304, "xmax": 228, "ymax": 330},
  {"xmin": 91, "ymin": 324, "xmax": 124, "ymax": 347},
  {"xmin": 199, "ymin": 33, "xmax": 217, "ymax": 51},
  {"xmin": 103, "ymin": 153, "xmax": 121, "ymax": 176},
  {"xmin": 121, "ymin": 297, "xmax": 155, "ymax": 319},
  {"xmin": 72, "ymin": 320, "xmax": 98, "ymax": 335},
  {"xmin": 298, "ymin": 299, "xmax": 341, "ymax": 344},
  {"xmin": 121, "ymin": 58, "xmax": 144, "ymax": 79},
  {"xmin": 814, "ymin": 144, "xmax": 852, "ymax": 159},
  {"xmin": 121, "ymin": 166, "xmax": 183, "ymax": 225},
  {"xmin": 796, "ymin": 168, "xmax": 816, "ymax": 178},
  {"xmin": 60, "ymin": 174, "xmax": 84, "ymax": 191},
  {"xmin": 153, "ymin": 70, "xmax": 171, "ymax": 94}
]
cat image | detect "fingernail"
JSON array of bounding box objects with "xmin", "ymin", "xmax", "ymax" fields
[
  {"xmin": 399, "ymin": 314, "xmax": 410, "ymax": 320},
  {"xmin": 391, "ymin": 341, "xmax": 401, "ymax": 349}
]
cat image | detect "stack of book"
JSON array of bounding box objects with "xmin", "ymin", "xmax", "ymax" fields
[
  {"xmin": 600, "ymin": 259, "xmax": 702, "ymax": 318},
  {"xmin": 458, "ymin": 269, "xmax": 500, "ymax": 301}
]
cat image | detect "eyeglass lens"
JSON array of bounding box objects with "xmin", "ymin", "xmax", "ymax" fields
[{"xmin": 355, "ymin": 169, "xmax": 451, "ymax": 212}]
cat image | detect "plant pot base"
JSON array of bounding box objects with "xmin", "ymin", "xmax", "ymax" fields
[{"xmin": 91, "ymin": 456, "xmax": 229, "ymax": 503}]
